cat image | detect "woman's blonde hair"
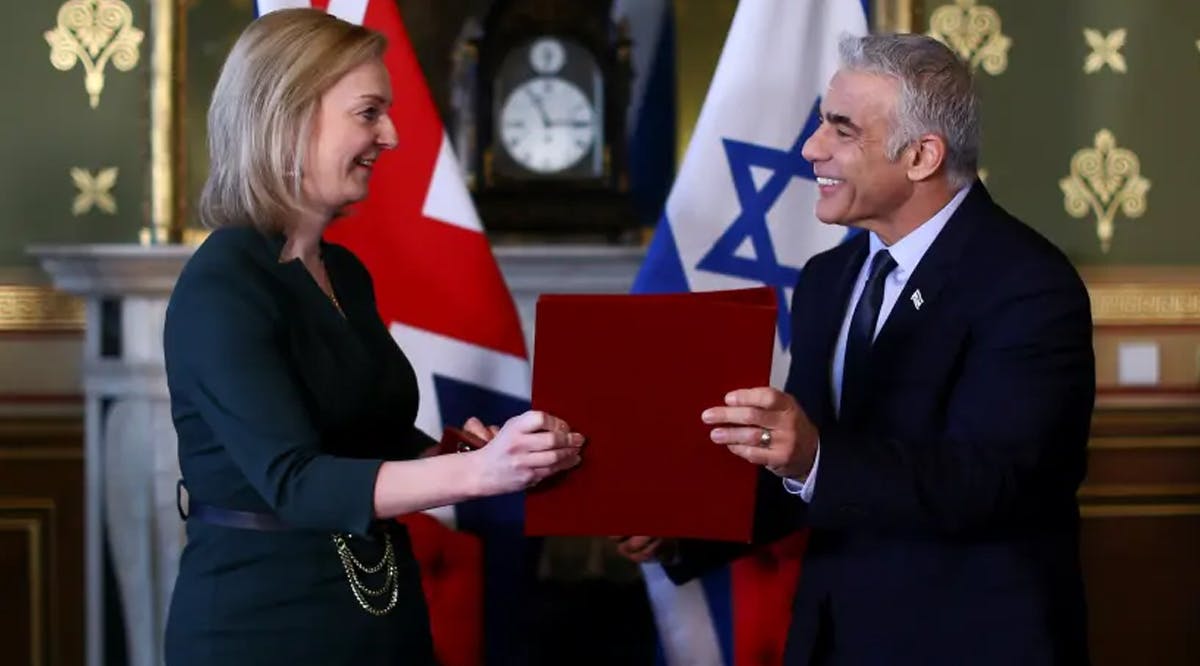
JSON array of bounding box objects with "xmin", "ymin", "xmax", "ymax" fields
[{"xmin": 199, "ymin": 8, "xmax": 387, "ymax": 233}]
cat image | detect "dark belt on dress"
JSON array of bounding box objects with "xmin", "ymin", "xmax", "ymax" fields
[{"xmin": 176, "ymin": 479, "xmax": 290, "ymax": 531}]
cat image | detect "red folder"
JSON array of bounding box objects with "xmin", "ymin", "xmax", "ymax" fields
[{"xmin": 526, "ymin": 287, "xmax": 777, "ymax": 542}]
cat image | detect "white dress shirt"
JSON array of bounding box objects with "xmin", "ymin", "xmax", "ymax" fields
[{"xmin": 784, "ymin": 186, "xmax": 971, "ymax": 501}]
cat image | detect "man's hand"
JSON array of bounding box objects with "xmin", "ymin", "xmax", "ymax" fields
[
  {"xmin": 702, "ymin": 387, "xmax": 818, "ymax": 479},
  {"xmin": 610, "ymin": 536, "xmax": 678, "ymax": 564}
]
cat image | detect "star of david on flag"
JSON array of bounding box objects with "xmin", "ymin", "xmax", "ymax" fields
[
  {"xmin": 631, "ymin": 0, "xmax": 868, "ymax": 664},
  {"xmin": 694, "ymin": 100, "xmax": 823, "ymax": 348},
  {"xmin": 634, "ymin": 0, "xmax": 867, "ymax": 389}
]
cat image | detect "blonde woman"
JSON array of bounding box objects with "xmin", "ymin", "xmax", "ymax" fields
[{"xmin": 163, "ymin": 9, "xmax": 582, "ymax": 664}]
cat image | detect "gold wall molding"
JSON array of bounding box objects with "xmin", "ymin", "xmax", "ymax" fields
[
  {"xmin": 1080, "ymin": 484, "xmax": 1200, "ymax": 499},
  {"xmin": 1080, "ymin": 484, "xmax": 1200, "ymax": 519},
  {"xmin": 1090, "ymin": 435, "xmax": 1200, "ymax": 450},
  {"xmin": 0, "ymin": 286, "xmax": 85, "ymax": 332},
  {"xmin": 0, "ymin": 518, "xmax": 44, "ymax": 665},
  {"xmin": 1081, "ymin": 504, "xmax": 1200, "ymax": 518},
  {"xmin": 0, "ymin": 416, "xmax": 84, "ymax": 442},
  {"xmin": 44, "ymin": 0, "xmax": 145, "ymax": 109},
  {"xmin": 147, "ymin": 0, "xmax": 187, "ymax": 244},
  {"xmin": 1060, "ymin": 129, "xmax": 1150, "ymax": 254},
  {"xmin": 1088, "ymin": 285, "xmax": 1200, "ymax": 325},
  {"xmin": 871, "ymin": 0, "xmax": 920, "ymax": 33},
  {"xmin": 141, "ymin": 224, "xmax": 209, "ymax": 247},
  {"xmin": 1091, "ymin": 398, "xmax": 1200, "ymax": 435},
  {"xmin": 0, "ymin": 499, "xmax": 54, "ymax": 666},
  {"xmin": 1083, "ymin": 268, "xmax": 1200, "ymax": 326},
  {"xmin": 0, "ymin": 447, "xmax": 83, "ymax": 461},
  {"xmin": 926, "ymin": 0, "xmax": 1010, "ymax": 75},
  {"xmin": 71, "ymin": 167, "xmax": 118, "ymax": 216},
  {"xmin": 1083, "ymin": 28, "xmax": 1127, "ymax": 74}
]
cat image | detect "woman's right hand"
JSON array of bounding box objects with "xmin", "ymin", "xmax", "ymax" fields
[{"xmin": 468, "ymin": 410, "xmax": 584, "ymax": 496}]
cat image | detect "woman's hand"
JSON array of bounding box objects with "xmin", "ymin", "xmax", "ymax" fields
[
  {"xmin": 467, "ymin": 410, "xmax": 584, "ymax": 496},
  {"xmin": 462, "ymin": 416, "xmax": 500, "ymax": 444}
]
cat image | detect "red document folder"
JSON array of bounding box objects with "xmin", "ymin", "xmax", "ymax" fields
[{"xmin": 526, "ymin": 287, "xmax": 777, "ymax": 542}]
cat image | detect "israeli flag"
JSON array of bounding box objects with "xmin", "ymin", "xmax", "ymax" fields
[{"xmin": 632, "ymin": 0, "xmax": 868, "ymax": 663}]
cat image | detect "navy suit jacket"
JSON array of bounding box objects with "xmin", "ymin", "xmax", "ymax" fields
[{"xmin": 671, "ymin": 183, "xmax": 1095, "ymax": 665}]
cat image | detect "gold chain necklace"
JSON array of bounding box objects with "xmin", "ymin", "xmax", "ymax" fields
[
  {"xmin": 332, "ymin": 533, "xmax": 400, "ymax": 615},
  {"xmin": 327, "ymin": 288, "xmax": 345, "ymax": 317},
  {"xmin": 318, "ymin": 258, "xmax": 345, "ymax": 317},
  {"xmin": 277, "ymin": 254, "xmax": 344, "ymax": 317}
]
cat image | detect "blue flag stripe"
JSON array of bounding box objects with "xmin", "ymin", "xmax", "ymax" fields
[
  {"xmin": 433, "ymin": 375, "xmax": 536, "ymax": 665},
  {"xmin": 632, "ymin": 214, "xmax": 691, "ymax": 295}
]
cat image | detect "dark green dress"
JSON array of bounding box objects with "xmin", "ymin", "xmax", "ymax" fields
[{"xmin": 163, "ymin": 226, "xmax": 436, "ymax": 664}]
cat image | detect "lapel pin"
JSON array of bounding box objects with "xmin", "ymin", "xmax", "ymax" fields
[{"xmin": 910, "ymin": 289, "xmax": 924, "ymax": 310}]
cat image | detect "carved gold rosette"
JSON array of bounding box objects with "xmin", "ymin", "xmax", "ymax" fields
[
  {"xmin": 1083, "ymin": 28, "xmax": 1127, "ymax": 74},
  {"xmin": 44, "ymin": 0, "xmax": 144, "ymax": 109},
  {"xmin": 1059, "ymin": 130, "xmax": 1150, "ymax": 253},
  {"xmin": 71, "ymin": 167, "xmax": 118, "ymax": 215},
  {"xmin": 927, "ymin": 0, "xmax": 1011, "ymax": 75}
]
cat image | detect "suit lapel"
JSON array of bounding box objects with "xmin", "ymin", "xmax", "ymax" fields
[
  {"xmin": 810, "ymin": 234, "xmax": 869, "ymax": 428},
  {"xmin": 872, "ymin": 182, "xmax": 991, "ymax": 360},
  {"xmin": 825, "ymin": 237, "xmax": 868, "ymax": 353}
]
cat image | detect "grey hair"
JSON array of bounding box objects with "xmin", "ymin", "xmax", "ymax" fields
[{"xmin": 837, "ymin": 33, "xmax": 980, "ymax": 189}]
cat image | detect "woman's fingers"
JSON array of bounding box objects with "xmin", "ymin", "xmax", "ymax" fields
[
  {"xmin": 506, "ymin": 429, "xmax": 584, "ymax": 453},
  {"xmin": 507, "ymin": 410, "xmax": 570, "ymax": 436},
  {"xmin": 523, "ymin": 447, "xmax": 582, "ymax": 470},
  {"xmin": 479, "ymin": 410, "xmax": 586, "ymax": 492},
  {"xmin": 463, "ymin": 416, "xmax": 494, "ymax": 442}
]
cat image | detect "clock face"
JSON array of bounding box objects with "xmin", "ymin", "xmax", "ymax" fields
[
  {"xmin": 498, "ymin": 77, "xmax": 597, "ymax": 174},
  {"xmin": 529, "ymin": 37, "xmax": 566, "ymax": 74}
]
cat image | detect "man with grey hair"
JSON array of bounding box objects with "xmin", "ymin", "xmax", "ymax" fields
[{"xmin": 620, "ymin": 32, "xmax": 1093, "ymax": 665}]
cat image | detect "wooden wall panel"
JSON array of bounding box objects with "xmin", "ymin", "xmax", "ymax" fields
[
  {"xmin": 1081, "ymin": 515, "xmax": 1200, "ymax": 665},
  {"xmin": 1082, "ymin": 406, "xmax": 1200, "ymax": 666},
  {"xmin": 0, "ymin": 518, "xmax": 38, "ymax": 666},
  {"xmin": 0, "ymin": 418, "xmax": 84, "ymax": 666}
]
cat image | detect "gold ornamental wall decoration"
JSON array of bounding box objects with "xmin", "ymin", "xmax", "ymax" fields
[
  {"xmin": 71, "ymin": 167, "xmax": 119, "ymax": 215},
  {"xmin": 1059, "ymin": 130, "xmax": 1150, "ymax": 253},
  {"xmin": 1083, "ymin": 28, "xmax": 1127, "ymax": 74},
  {"xmin": 926, "ymin": 0, "xmax": 1011, "ymax": 75},
  {"xmin": 44, "ymin": 0, "xmax": 144, "ymax": 109},
  {"xmin": 0, "ymin": 286, "xmax": 85, "ymax": 332}
]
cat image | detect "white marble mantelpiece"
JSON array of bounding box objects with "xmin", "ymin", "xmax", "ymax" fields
[
  {"xmin": 28, "ymin": 244, "xmax": 193, "ymax": 666},
  {"xmin": 30, "ymin": 244, "xmax": 196, "ymax": 296}
]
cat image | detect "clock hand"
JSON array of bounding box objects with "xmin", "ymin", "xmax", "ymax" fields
[
  {"xmin": 549, "ymin": 120, "xmax": 594, "ymax": 129},
  {"xmin": 523, "ymin": 88, "xmax": 553, "ymax": 128}
]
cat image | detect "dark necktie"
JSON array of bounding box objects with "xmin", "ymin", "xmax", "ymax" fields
[{"xmin": 840, "ymin": 249, "xmax": 897, "ymax": 421}]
